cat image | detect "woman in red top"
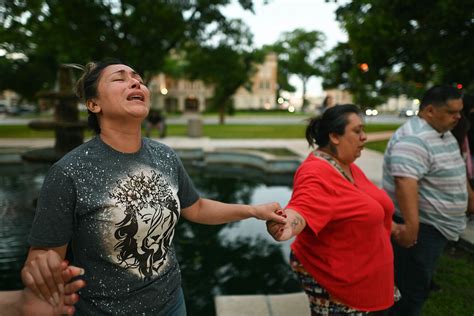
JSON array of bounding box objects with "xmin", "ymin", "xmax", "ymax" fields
[{"xmin": 268, "ymin": 104, "xmax": 401, "ymax": 315}]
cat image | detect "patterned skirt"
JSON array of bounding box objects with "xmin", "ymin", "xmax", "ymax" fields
[{"xmin": 290, "ymin": 251, "xmax": 386, "ymax": 316}]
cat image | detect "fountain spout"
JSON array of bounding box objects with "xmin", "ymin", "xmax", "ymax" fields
[{"xmin": 22, "ymin": 64, "xmax": 87, "ymax": 163}]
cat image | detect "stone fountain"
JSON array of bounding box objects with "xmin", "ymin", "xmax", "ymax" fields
[{"xmin": 21, "ymin": 64, "xmax": 87, "ymax": 163}]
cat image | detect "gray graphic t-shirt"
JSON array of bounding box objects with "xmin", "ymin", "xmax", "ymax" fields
[{"xmin": 28, "ymin": 137, "xmax": 200, "ymax": 315}]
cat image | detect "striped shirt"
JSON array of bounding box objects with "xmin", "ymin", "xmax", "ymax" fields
[{"xmin": 383, "ymin": 116, "xmax": 467, "ymax": 241}]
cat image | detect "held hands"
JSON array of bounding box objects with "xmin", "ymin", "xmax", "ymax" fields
[
  {"xmin": 22, "ymin": 250, "xmax": 78, "ymax": 307},
  {"xmin": 267, "ymin": 210, "xmax": 293, "ymax": 241},
  {"xmin": 22, "ymin": 265, "xmax": 86, "ymax": 315},
  {"xmin": 392, "ymin": 222, "xmax": 418, "ymax": 248},
  {"xmin": 250, "ymin": 202, "xmax": 286, "ymax": 224},
  {"xmin": 266, "ymin": 209, "xmax": 306, "ymax": 241}
]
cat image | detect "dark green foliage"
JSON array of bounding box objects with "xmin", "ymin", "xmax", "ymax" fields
[
  {"xmin": 322, "ymin": 0, "xmax": 474, "ymax": 105},
  {"xmin": 0, "ymin": 0, "xmax": 256, "ymax": 99},
  {"xmin": 273, "ymin": 29, "xmax": 325, "ymax": 110},
  {"xmin": 184, "ymin": 19, "xmax": 259, "ymax": 124}
]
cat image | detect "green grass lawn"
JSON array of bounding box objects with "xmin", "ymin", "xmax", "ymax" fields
[
  {"xmin": 141, "ymin": 123, "xmax": 400, "ymax": 139},
  {"xmin": 365, "ymin": 140, "xmax": 389, "ymax": 153},
  {"xmin": 423, "ymin": 245, "xmax": 474, "ymax": 315},
  {"xmin": 150, "ymin": 124, "xmax": 307, "ymax": 138},
  {"xmin": 207, "ymin": 110, "xmax": 310, "ymax": 117},
  {"xmin": 0, "ymin": 125, "xmax": 56, "ymax": 138}
]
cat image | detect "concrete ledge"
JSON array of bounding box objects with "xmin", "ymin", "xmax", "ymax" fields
[
  {"xmin": 205, "ymin": 149, "xmax": 301, "ymax": 174},
  {"xmin": 215, "ymin": 292, "xmax": 309, "ymax": 316}
]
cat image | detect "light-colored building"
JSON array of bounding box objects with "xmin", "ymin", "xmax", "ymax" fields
[
  {"xmin": 378, "ymin": 95, "xmax": 419, "ymax": 112},
  {"xmin": 0, "ymin": 90, "xmax": 20, "ymax": 108},
  {"xmin": 149, "ymin": 53, "xmax": 278, "ymax": 112},
  {"xmin": 323, "ymin": 89, "xmax": 353, "ymax": 107},
  {"xmin": 233, "ymin": 53, "xmax": 278, "ymax": 110},
  {"xmin": 149, "ymin": 74, "xmax": 213, "ymax": 112}
]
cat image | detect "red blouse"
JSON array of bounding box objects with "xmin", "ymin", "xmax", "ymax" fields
[{"xmin": 288, "ymin": 153, "xmax": 394, "ymax": 311}]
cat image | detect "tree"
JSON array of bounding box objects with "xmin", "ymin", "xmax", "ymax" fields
[
  {"xmin": 184, "ymin": 19, "xmax": 261, "ymax": 124},
  {"xmin": 0, "ymin": 0, "xmax": 257, "ymax": 100},
  {"xmin": 274, "ymin": 29, "xmax": 325, "ymax": 110},
  {"xmin": 320, "ymin": 42, "xmax": 386, "ymax": 108},
  {"xmin": 324, "ymin": 0, "xmax": 474, "ymax": 102}
]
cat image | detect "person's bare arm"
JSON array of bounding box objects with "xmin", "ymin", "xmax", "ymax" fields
[
  {"xmin": 21, "ymin": 245, "xmax": 68, "ymax": 306},
  {"xmin": 394, "ymin": 177, "xmax": 419, "ymax": 247},
  {"xmin": 266, "ymin": 209, "xmax": 306, "ymax": 241},
  {"xmin": 181, "ymin": 198, "xmax": 285, "ymax": 225}
]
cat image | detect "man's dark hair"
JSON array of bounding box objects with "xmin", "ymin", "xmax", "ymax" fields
[{"xmin": 419, "ymin": 85, "xmax": 462, "ymax": 110}]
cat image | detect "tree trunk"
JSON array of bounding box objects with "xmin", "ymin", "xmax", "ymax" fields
[
  {"xmin": 218, "ymin": 105, "xmax": 226, "ymax": 125},
  {"xmin": 301, "ymin": 77, "xmax": 308, "ymax": 111}
]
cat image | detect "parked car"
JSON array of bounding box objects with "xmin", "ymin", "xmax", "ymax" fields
[
  {"xmin": 0, "ymin": 103, "xmax": 7, "ymax": 114},
  {"xmin": 399, "ymin": 108, "xmax": 418, "ymax": 117},
  {"xmin": 364, "ymin": 108, "xmax": 379, "ymax": 116},
  {"xmin": 7, "ymin": 104, "xmax": 36, "ymax": 116}
]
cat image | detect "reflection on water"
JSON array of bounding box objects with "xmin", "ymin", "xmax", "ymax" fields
[
  {"xmin": 0, "ymin": 163, "xmax": 50, "ymax": 289},
  {"xmin": 0, "ymin": 162, "xmax": 300, "ymax": 315}
]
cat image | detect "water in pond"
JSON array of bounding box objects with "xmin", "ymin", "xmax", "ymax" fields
[{"xmin": 0, "ymin": 161, "xmax": 300, "ymax": 315}]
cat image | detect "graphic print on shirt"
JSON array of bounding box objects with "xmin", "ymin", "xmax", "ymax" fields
[{"xmin": 109, "ymin": 170, "xmax": 179, "ymax": 281}]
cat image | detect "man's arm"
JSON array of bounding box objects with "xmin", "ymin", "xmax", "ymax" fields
[
  {"xmin": 394, "ymin": 176, "xmax": 419, "ymax": 247},
  {"xmin": 466, "ymin": 181, "xmax": 474, "ymax": 215}
]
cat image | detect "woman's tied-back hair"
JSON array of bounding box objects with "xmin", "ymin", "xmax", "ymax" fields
[
  {"xmin": 305, "ymin": 104, "xmax": 361, "ymax": 148},
  {"xmin": 74, "ymin": 58, "xmax": 125, "ymax": 134}
]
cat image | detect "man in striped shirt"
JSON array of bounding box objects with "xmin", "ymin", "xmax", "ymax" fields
[{"xmin": 383, "ymin": 85, "xmax": 467, "ymax": 316}]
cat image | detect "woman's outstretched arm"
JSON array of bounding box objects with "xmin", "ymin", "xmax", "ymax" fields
[{"xmin": 181, "ymin": 198, "xmax": 286, "ymax": 225}]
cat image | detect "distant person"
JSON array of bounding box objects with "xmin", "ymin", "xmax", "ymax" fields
[
  {"xmin": 21, "ymin": 59, "xmax": 285, "ymax": 314},
  {"xmin": 383, "ymin": 85, "xmax": 473, "ymax": 315},
  {"xmin": 145, "ymin": 108, "xmax": 166, "ymax": 138},
  {"xmin": 267, "ymin": 104, "xmax": 399, "ymax": 315},
  {"xmin": 319, "ymin": 95, "xmax": 334, "ymax": 115}
]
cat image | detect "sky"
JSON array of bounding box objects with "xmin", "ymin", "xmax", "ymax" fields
[{"xmin": 222, "ymin": 0, "xmax": 348, "ymax": 97}]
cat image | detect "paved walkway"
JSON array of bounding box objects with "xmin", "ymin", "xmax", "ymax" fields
[{"xmin": 1, "ymin": 133, "xmax": 473, "ymax": 316}]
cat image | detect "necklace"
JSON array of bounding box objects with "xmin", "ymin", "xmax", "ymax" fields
[{"xmin": 313, "ymin": 150, "xmax": 355, "ymax": 184}]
